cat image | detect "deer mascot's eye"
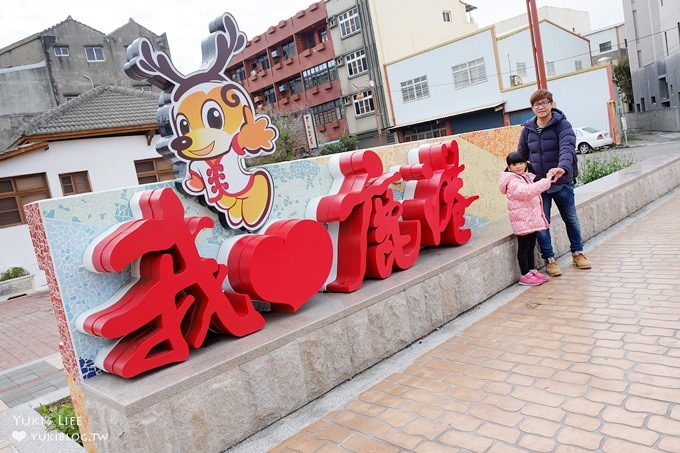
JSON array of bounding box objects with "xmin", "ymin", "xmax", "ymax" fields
[
  {"xmin": 202, "ymin": 100, "xmax": 224, "ymax": 130},
  {"xmin": 176, "ymin": 114, "xmax": 191, "ymax": 136}
]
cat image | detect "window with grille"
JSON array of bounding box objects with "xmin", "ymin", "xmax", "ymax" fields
[
  {"xmin": 232, "ymin": 66, "xmax": 246, "ymax": 82},
  {"xmin": 256, "ymin": 53, "xmax": 270, "ymax": 70},
  {"xmin": 400, "ymin": 76, "xmax": 430, "ymax": 103},
  {"xmin": 289, "ymin": 77, "xmax": 303, "ymax": 94},
  {"xmin": 85, "ymin": 46, "xmax": 104, "ymax": 62},
  {"xmin": 353, "ymin": 90, "xmax": 374, "ymax": 116},
  {"xmin": 0, "ymin": 173, "xmax": 51, "ymax": 227},
  {"xmin": 54, "ymin": 46, "xmax": 69, "ymax": 57},
  {"xmin": 516, "ymin": 62, "xmax": 527, "ymax": 77},
  {"xmin": 452, "ymin": 58, "xmax": 487, "ymax": 89},
  {"xmin": 59, "ymin": 171, "xmax": 91, "ymax": 196},
  {"xmin": 310, "ymin": 99, "xmax": 344, "ymax": 125},
  {"xmin": 345, "ymin": 49, "xmax": 367, "ymax": 77},
  {"xmin": 546, "ymin": 61, "xmax": 556, "ymax": 76},
  {"xmin": 339, "ymin": 7, "xmax": 361, "ymax": 38},
  {"xmin": 264, "ymin": 86, "xmax": 276, "ymax": 104},
  {"xmin": 282, "ymin": 40, "xmax": 297, "ymax": 59},
  {"xmin": 575, "ymin": 60, "xmax": 583, "ymax": 71},
  {"xmin": 442, "ymin": 11, "xmax": 451, "ymax": 22},
  {"xmin": 134, "ymin": 158, "xmax": 175, "ymax": 184},
  {"xmin": 302, "ymin": 60, "xmax": 338, "ymax": 90},
  {"xmin": 599, "ymin": 41, "xmax": 612, "ymax": 52}
]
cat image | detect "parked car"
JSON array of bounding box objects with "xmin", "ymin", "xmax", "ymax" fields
[{"xmin": 574, "ymin": 127, "xmax": 613, "ymax": 154}]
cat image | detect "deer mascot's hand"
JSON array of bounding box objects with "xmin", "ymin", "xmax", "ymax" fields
[
  {"xmin": 186, "ymin": 172, "xmax": 205, "ymax": 192},
  {"xmin": 238, "ymin": 106, "xmax": 277, "ymax": 152}
]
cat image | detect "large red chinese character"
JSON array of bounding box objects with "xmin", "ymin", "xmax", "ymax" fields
[
  {"xmin": 307, "ymin": 151, "xmax": 422, "ymax": 293},
  {"xmin": 78, "ymin": 188, "xmax": 264, "ymax": 378},
  {"xmin": 401, "ymin": 140, "xmax": 478, "ymax": 246}
]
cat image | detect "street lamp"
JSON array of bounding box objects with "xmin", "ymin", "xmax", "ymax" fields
[{"xmin": 369, "ymin": 80, "xmax": 383, "ymax": 146}]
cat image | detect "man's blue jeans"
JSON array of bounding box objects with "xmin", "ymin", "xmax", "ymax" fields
[{"xmin": 537, "ymin": 182, "xmax": 584, "ymax": 262}]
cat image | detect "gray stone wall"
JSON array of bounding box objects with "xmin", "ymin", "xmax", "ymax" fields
[{"xmin": 625, "ymin": 107, "xmax": 680, "ymax": 132}]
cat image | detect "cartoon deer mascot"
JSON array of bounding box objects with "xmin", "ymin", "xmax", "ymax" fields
[{"xmin": 124, "ymin": 13, "xmax": 278, "ymax": 231}]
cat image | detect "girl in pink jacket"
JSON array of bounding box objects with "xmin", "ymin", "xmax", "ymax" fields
[{"xmin": 499, "ymin": 152, "xmax": 555, "ymax": 286}]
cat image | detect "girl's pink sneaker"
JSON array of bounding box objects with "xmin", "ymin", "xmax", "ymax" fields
[
  {"xmin": 519, "ymin": 273, "xmax": 543, "ymax": 286},
  {"xmin": 530, "ymin": 269, "xmax": 550, "ymax": 282}
]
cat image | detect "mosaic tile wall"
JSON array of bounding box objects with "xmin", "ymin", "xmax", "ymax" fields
[{"xmin": 26, "ymin": 129, "xmax": 520, "ymax": 382}]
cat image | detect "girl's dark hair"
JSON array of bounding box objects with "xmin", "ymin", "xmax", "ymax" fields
[
  {"xmin": 506, "ymin": 152, "xmax": 526, "ymax": 166},
  {"xmin": 505, "ymin": 152, "xmax": 534, "ymax": 172}
]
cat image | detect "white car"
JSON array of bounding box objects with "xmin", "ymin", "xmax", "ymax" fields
[{"xmin": 574, "ymin": 127, "xmax": 613, "ymax": 154}]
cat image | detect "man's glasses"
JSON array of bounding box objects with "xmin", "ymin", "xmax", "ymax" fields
[{"xmin": 532, "ymin": 101, "xmax": 552, "ymax": 109}]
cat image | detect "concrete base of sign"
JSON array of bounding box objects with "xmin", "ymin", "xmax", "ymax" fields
[{"xmin": 81, "ymin": 151, "xmax": 680, "ymax": 452}]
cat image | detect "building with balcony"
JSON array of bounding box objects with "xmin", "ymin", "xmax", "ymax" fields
[
  {"xmin": 226, "ymin": 2, "xmax": 344, "ymax": 148},
  {"xmin": 226, "ymin": 0, "xmax": 480, "ymax": 150}
]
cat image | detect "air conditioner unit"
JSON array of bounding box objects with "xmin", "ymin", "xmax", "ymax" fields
[
  {"xmin": 326, "ymin": 16, "xmax": 337, "ymax": 28},
  {"xmin": 335, "ymin": 56, "xmax": 345, "ymax": 66},
  {"xmin": 250, "ymin": 70, "xmax": 258, "ymax": 76},
  {"xmin": 271, "ymin": 50, "xmax": 281, "ymax": 59},
  {"xmin": 278, "ymin": 85, "xmax": 288, "ymax": 92},
  {"xmin": 510, "ymin": 75, "xmax": 523, "ymax": 87},
  {"xmin": 342, "ymin": 95, "xmax": 352, "ymax": 105}
]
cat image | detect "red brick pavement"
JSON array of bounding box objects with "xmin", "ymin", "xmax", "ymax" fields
[
  {"xmin": 273, "ymin": 192, "xmax": 680, "ymax": 452},
  {"xmin": 0, "ymin": 290, "xmax": 60, "ymax": 371}
]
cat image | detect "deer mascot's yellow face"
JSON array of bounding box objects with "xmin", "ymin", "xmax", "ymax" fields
[{"xmin": 171, "ymin": 84, "xmax": 249, "ymax": 161}]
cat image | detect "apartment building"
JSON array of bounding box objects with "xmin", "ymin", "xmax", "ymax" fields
[
  {"xmin": 225, "ymin": 0, "xmax": 479, "ymax": 149},
  {"xmin": 0, "ymin": 16, "xmax": 169, "ymax": 149},
  {"xmin": 585, "ymin": 23, "xmax": 627, "ymax": 65},
  {"xmin": 386, "ymin": 20, "xmax": 615, "ymax": 140}
]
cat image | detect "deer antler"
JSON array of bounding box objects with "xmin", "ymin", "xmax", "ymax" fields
[
  {"xmin": 124, "ymin": 38, "xmax": 187, "ymax": 92},
  {"xmin": 203, "ymin": 13, "xmax": 247, "ymax": 78}
]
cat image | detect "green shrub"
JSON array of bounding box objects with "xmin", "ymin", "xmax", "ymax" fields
[
  {"xmin": 319, "ymin": 135, "xmax": 359, "ymax": 155},
  {"xmin": 0, "ymin": 266, "xmax": 28, "ymax": 282},
  {"xmin": 577, "ymin": 153, "xmax": 634, "ymax": 186},
  {"xmin": 38, "ymin": 398, "xmax": 82, "ymax": 445}
]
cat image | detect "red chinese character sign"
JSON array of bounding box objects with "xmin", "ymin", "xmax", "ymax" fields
[
  {"xmin": 77, "ymin": 189, "xmax": 267, "ymax": 378},
  {"xmin": 70, "ymin": 140, "xmax": 477, "ymax": 378},
  {"xmin": 124, "ymin": 13, "xmax": 277, "ymax": 231}
]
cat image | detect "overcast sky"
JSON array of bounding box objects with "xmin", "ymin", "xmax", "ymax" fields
[{"xmin": 0, "ymin": 0, "xmax": 624, "ymax": 74}]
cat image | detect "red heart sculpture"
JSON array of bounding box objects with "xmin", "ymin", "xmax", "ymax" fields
[{"xmin": 226, "ymin": 219, "xmax": 333, "ymax": 312}]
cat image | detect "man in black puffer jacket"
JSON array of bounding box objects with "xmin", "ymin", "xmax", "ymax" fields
[{"xmin": 517, "ymin": 89, "xmax": 591, "ymax": 277}]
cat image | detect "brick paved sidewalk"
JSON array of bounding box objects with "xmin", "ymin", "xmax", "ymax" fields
[
  {"xmin": 0, "ymin": 290, "xmax": 66, "ymax": 411},
  {"xmin": 0, "ymin": 290, "xmax": 60, "ymax": 372},
  {"xmin": 273, "ymin": 192, "xmax": 680, "ymax": 452}
]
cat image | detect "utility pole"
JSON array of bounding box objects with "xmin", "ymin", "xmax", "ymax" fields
[{"xmin": 526, "ymin": 0, "xmax": 548, "ymax": 90}]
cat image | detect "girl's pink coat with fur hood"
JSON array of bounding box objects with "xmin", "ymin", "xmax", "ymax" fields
[{"xmin": 499, "ymin": 171, "xmax": 551, "ymax": 235}]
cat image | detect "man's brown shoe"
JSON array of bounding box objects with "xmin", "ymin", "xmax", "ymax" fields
[
  {"xmin": 572, "ymin": 253, "xmax": 592, "ymax": 269},
  {"xmin": 546, "ymin": 261, "xmax": 562, "ymax": 277}
]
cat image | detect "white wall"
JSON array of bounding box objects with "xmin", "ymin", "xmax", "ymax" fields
[
  {"xmin": 586, "ymin": 25, "xmax": 624, "ymax": 60},
  {"xmin": 491, "ymin": 6, "xmax": 591, "ymax": 36},
  {"xmin": 497, "ymin": 22, "xmax": 591, "ymax": 88},
  {"xmin": 509, "ymin": 67, "xmax": 614, "ymax": 132},
  {"xmin": 386, "ymin": 28, "xmax": 500, "ymax": 126},
  {"xmin": 0, "ymin": 134, "xmax": 162, "ymax": 287},
  {"xmin": 370, "ymin": 0, "xmax": 478, "ymax": 65}
]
